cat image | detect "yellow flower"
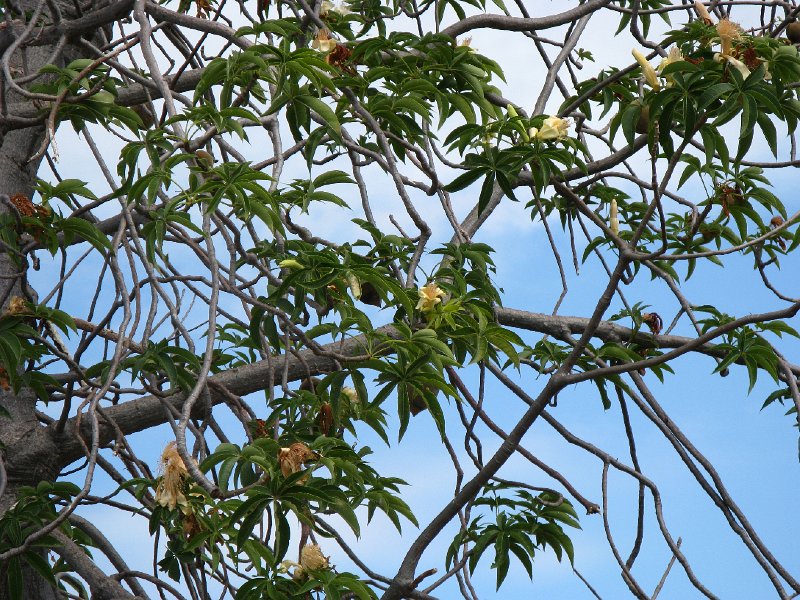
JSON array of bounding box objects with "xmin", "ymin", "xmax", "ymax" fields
[
  {"xmin": 632, "ymin": 49, "xmax": 660, "ymax": 90},
  {"xmin": 529, "ymin": 116, "xmax": 571, "ymax": 141},
  {"xmin": 312, "ymin": 29, "xmax": 337, "ymax": 53},
  {"xmin": 278, "ymin": 259, "xmax": 303, "ymax": 270},
  {"xmin": 155, "ymin": 442, "xmax": 188, "ymax": 511},
  {"xmin": 716, "ymin": 19, "xmax": 741, "ymax": 58},
  {"xmin": 416, "ymin": 283, "xmax": 445, "ymax": 313}
]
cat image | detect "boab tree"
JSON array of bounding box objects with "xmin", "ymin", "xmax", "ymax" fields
[{"xmin": 0, "ymin": 0, "xmax": 799, "ymax": 598}]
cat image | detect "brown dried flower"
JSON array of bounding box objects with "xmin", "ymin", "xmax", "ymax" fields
[
  {"xmin": 325, "ymin": 43, "xmax": 356, "ymax": 74},
  {"xmin": 6, "ymin": 297, "xmax": 29, "ymax": 317},
  {"xmin": 10, "ymin": 194, "xmax": 49, "ymax": 219},
  {"xmin": 155, "ymin": 442, "xmax": 189, "ymax": 511},
  {"xmin": 642, "ymin": 312, "xmax": 663, "ymax": 336},
  {"xmin": 278, "ymin": 442, "xmax": 316, "ymax": 477}
]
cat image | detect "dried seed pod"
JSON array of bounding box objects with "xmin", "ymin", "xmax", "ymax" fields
[
  {"xmin": 408, "ymin": 384, "xmax": 437, "ymax": 416},
  {"xmin": 788, "ymin": 22, "xmax": 800, "ymax": 44},
  {"xmin": 299, "ymin": 377, "xmax": 321, "ymax": 394},
  {"xmin": 131, "ymin": 103, "xmax": 155, "ymax": 129},
  {"xmin": 635, "ymin": 105, "xmax": 650, "ymax": 135},
  {"xmin": 316, "ymin": 402, "xmax": 334, "ymax": 436},
  {"xmin": 359, "ymin": 281, "xmax": 381, "ymax": 307},
  {"xmin": 195, "ymin": 150, "xmax": 215, "ymax": 169}
]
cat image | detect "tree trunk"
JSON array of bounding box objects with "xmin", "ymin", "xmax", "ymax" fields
[{"xmin": 0, "ymin": 4, "xmax": 81, "ymax": 598}]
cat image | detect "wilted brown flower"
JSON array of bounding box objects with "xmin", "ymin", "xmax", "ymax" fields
[
  {"xmin": 770, "ymin": 216, "xmax": 787, "ymax": 250},
  {"xmin": 642, "ymin": 312, "xmax": 663, "ymax": 336},
  {"xmin": 248, "ymin": 418, "xmax": 270, "ymax": 439},
  {"xmin": 196, "ymin": 0, "xmax": 212, "ymax": 18},
  {"xmin": 155, "ymin": 442, "xmax": 189, "ymax": 510},
  {"xmin": 182, "ymin": 512, "xmax": 203, "ymax": 538},
  {"xmin": 0, "ymin": 367, "xmax": 10, "ymax": 391},
  {"xmin": 278, "ymin": 442, "xmax": 316, "ymax": 477},
  {"xmin": 10, "ymin": 194, "xmax": 49, "ymax": 218},
  {"xmin": 6, "ymin": 297, "xmax": 29, "ymax": 316},
  {"xmin": 326, "ymin": 43, "xmax": 356, "ymax": 74}
]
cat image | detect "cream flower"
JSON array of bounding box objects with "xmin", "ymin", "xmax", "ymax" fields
[
  {"xmin": 632, "ymin": 48, "xmax": 661, "ymax": 90},
  {"xmin": 300, "ymin": 544, "xmax": 330, "ymax": 571},
  {"xmin": 716, "ymin": 19, "xmax": 741, "ymax": 58},
  {"xmin": 694, "ymin": 1, "xmax": 713, "ymax": 24},
  {"xmin": 416, "ymin": 283, "xmax": 445, "ymax": 312},
  {"xmin": 155, "ymin": 442, "xmax": 188, "ymax": 511},
  {"xmin": 312, "ymin": 29, "xmax": 336, "ymax": 53},
  {"xmin": 610, "ymin": 199, "xmax": 619, "ymax": 236},
  {"xmin": 714, "ymin": 53, "xmax": 751, "ymax": 78},
  {"xmin": 342, "ymin": 386, "xmax": 360, "ymax": 404},
  {"xmin": 321, "ymin": 0, "xmax": 350, "ymax": 16},
  {"xmin": 658, "ymin": 46, "xmax": 684, "ymax": 85},
  {"xmin": 529, "ymin": 116, "xmax": 571, "ymax": 141}
]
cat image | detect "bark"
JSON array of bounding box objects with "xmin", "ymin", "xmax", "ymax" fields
[{"xmin": 0, "ymin": 3, "xmax": 122, "ymax": 598}]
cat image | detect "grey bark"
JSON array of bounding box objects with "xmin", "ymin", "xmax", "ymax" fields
[{"xmin": 0, "ymin": 2, "xmax": 128, "ymax": 599}]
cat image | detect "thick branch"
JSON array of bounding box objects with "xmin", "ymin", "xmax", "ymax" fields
[
  {"xmin": 440, "ymin": 0, "xmax": 614, "ymax": 38},
  {"xmin": 495, "ymin": 307, "xmax": 800, "ymax": 377},
  {"xmin": 53, "ymin": 326, "xmax": 397, "ymax": 466}
]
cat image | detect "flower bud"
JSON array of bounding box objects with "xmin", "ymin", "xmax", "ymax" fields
[
  {"xmin": 278, "ymin": 259, "xmax": 304, "ymax": 270},
  {"xmin": 632, "ymin": 49, "xmax": 661, "ymax": 90}
]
